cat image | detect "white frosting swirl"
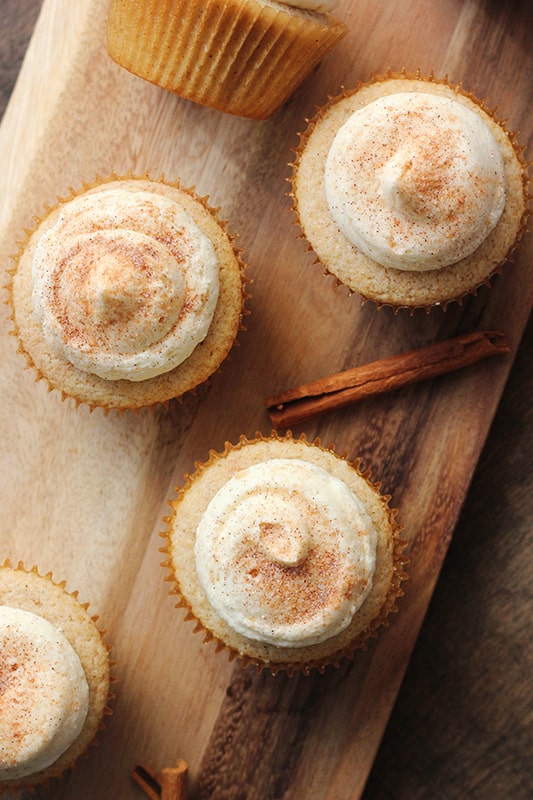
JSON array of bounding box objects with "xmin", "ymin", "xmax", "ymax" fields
[
  {"xmin": 195, "ymin": 458, "xmax": 377, "ymax": 648},
  {"xmin": 279, "ymin": 0, "xmax": 338, "ymax": 11},
  {"xmin": 31, "ymin": 188, "xmax": 220, "ymax": 381},
  {"xmin": 325, "ymin": 92, "xmax": 506, "ymax": 271},
  {"xmin": 0, "ymin": 606, "xmax": 89, "ymax": 780}
]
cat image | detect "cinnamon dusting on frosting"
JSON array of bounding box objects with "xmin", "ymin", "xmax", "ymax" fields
[
  {"xmin": 325, "ymin": 92, "xmax": 506, "ymax": 271},
  {"xmin": 31, "ymin": 188, "xmax": 219, "ymax": 381},
  {"xmin": 194, "ymin": 458, "xmax": 377, "ymax": 647},
  {"xmin": 0, "ymin": 606, "xmax": 89, "ymax": 781}
]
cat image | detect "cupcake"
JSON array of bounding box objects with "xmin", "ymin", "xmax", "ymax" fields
[
  {"xmin": 291, "ymin": 71, "xmax": 529, "ymax": 310},
  {"xmin": 162, "ymin": 433, "xmax": 407, "ymax": 674},
  {"xmin": 0, "ymin": 561, "xmax": 112, "ymax": 791},
  {"xmin": 7, "ymin": 175, "xmax": 248, "ymax": 411},
  {"xmin": 106, "ymin": 0, "xmax": 348, "ymax": 120}
]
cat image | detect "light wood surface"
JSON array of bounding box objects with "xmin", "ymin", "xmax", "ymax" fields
[{"xmin": 0, "ymin": 1, "xmax": 531, "ymax": 799}]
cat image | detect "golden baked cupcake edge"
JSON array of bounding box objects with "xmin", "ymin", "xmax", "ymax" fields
[
  {"xmin": 6, "ymin": 173, "xmax": 250, "ymax": 412},
  {"xmin": 0, "ymin": 559, "xmax": 113, "ymax": 791},
  {"xmin": 290, "ymin": 70, "xmax": 530, "ymax": 311},
  {"xmin": 106, "ymin": 0, "xmax": 348, "ymax": 119},
  {"xmin": 160, "ymin": 431, "xmax": 408, "ymax": 676}
]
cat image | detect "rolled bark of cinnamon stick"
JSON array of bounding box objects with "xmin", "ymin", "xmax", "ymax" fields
[
  {"xmin": 161, "ymin": 759, "xmax": 188, "ymax": 800},
  {"xmin": 265, "ymin": 331, "xmax": 509, "ymax": 428},
  {"xmin": 132, "ymin": 759, "xmax": 188, "ymax": 800},
  {"xmin": 131, "ymin": 764, "xmax": 161, "ymax": 800}
]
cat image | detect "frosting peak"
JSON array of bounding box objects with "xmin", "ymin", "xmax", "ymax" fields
[
  {"xmin": 195, "ymin": 458, "xmax": 377, "ymax": 648},
  {"xmin": 0, "ymin": 606, "xmax": 89, "ymax": 780},
  {"xmin": 325, "ymin": 92, "xmax": 506, "ymax": 271},
  {"xmin": 31, "ymin": 188, "xmax": 220, "ymax": 381},
  {"xmin": 258, "ymin": 514, "xmax": 311, "ymax": 567}
]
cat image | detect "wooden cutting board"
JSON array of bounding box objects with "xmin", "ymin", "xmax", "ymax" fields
[{"xmin": 0, "ymin": 1, "xmax": 531, "ymax": 798}]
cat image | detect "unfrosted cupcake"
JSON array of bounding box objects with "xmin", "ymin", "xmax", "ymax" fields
[
  {"xmin": 162, "ymin": 433, "xmax": 407, "ymax": 674},
  {"xmin": 291, "ymin": 71, "xmax": 529, "ymax": 310},
  {"xmin": 7, "ymin": 175, "xmax": 248, "ymax": 411},
  {"xmin": 106, "ymin": 0, "xmax": 348, "ymax": 119},
  {"xmin": 0, "ymin": 561, "xmax": 112, "ymax": 791}
]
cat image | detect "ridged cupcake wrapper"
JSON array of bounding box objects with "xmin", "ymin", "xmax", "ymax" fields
[
  {"xmin": 5, "ymin": 172, "xmax": 250, "ymax": 412},
  {"xmin": 107, "ymin": 0, "xmax": 347, "ymax": 119},
  {"xmin": 289, "ymin": 69, "xmax": 531, "ymax": 312},
  {"xmin": 160, "ymin": 430, "xmax": 409, "ymax": 676},
  {"xmin": 0, "ymin": 560, "xmax": 114, "ymax": 791}
]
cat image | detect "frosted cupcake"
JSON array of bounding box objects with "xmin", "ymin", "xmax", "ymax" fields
[
  {"xmin": 7, "ymin": 175, "xmax": 248, "ymax": 411},
  {"xmin": 106, "ymin": 0, "xmax": 348, "ymax": 119},
  {"xmin": 162, "ymin": 433, "xmax": 407, "ymax": 674},
  {"xmin": 291, "ymin": 72, "xmax": 529, "ymax": 310},
  {"xmin": 0, "ymin": 561, "xmax": 112, "ymax": 791}
]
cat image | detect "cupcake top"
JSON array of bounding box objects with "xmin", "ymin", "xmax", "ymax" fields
[
  {"xmin": 166, "ymin": 434, "xmax": 406, "ymax": 672},
  {"xmin": 9, "ymin": 177, "xmax": 247, "ymax": 410},
  {"xmin": 325, "ymin": 92, "xmax": 506, "ymax": 272},
  {"xmin": 31, "ymin": 188, "xmax": 219, "ymax": 382},
  {"xmin": 0, "ymin": 562, "xmax": 111, "ymax": 787},
  {"xmin": 195, "ymin": 457, "xmax": 377, "ymax": 648},
  {"xmin": 292, "ymin": 74, "xmax": 528, "ymax": 309},
  {"xmin": 0, "ymin": 606, "xmax": 89, "ymax": 781}
]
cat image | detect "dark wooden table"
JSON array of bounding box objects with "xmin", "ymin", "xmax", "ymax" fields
[{"xmin": 1, "ymin": 2, "xmax": 531, "ymax": 798}]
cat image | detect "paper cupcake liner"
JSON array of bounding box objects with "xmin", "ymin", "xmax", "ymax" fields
[
  {"xmin": 0, "ymin": 559, "xmax": 114, "ymax": 792},
  {"xmin": 160, "ymin": 430, "xmax": 408, "ymax": 676},
  {"xmin": 107, "ymin": 0, "xmax": 347, "ymax": 119},
  {"xmin": 5, "ymin": 172, "xmax": 250, "ymax": 412},
  {"xmin": 289, "ymin": 69, "xmax": 530, "ymax": 313}
]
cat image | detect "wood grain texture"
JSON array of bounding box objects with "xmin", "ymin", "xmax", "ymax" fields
[
  {"xmin": 366, "ymin": 316, "xmax": 533, "ymax": 800},
  {"xmin": 0, "ymin": 1, "xmax": 531, "ymax": 799}
]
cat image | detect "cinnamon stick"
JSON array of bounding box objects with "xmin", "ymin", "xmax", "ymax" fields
[
  {"xmin": 132, "ymin": 764, "xmax": 161, "ymax": 800},
  {"xmin": 132, "ymin": 759, "xmax": 188, "ymax": 800},
  {"xmin": 265, "ymin": 331, "xmax": 509, "ymax": 428},
  {"xmin": 161, "ymin": 760, "xmax": 188, "ymax": 800}
]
